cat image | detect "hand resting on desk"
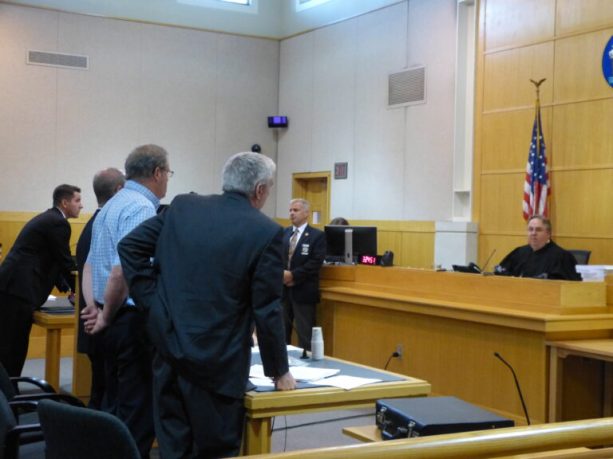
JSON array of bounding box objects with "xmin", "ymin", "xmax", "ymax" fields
[{"xmin": 275, "ymin": 371, "xmax": 297, "ymax": 391}]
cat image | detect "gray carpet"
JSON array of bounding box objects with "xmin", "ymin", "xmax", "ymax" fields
[{"xmin": 16, "ymin": 358, "xmax": 375, "ymax": 457}]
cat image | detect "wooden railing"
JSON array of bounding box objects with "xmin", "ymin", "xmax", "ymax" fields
[{"xmin": 246, "ymin": 418, "xmax": 613, "ymax": 458}]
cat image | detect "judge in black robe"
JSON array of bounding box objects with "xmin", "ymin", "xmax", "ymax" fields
[{"xmin": 496, "ymin": 215, "xmax": 580, "ymax": 281}]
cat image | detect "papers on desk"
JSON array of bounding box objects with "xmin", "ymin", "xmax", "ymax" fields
[
  {"xmin": 576, "ymin": 265, "xmax": 613, "ymax": 282},
  {"xmin": 40, "ymin": 295, "xmax": 74, "ymax": 314},
  {"xmin": 250, "ymin": 364, "xmax": 339, "ymax": 382},
  {"xmin": 249, "ymin": 363, "xmax": 382, "ymax": 390},
  {"xmin": 316, "ymin": 375, "xmax": 382, "ymax": 390},
  {"xmin": 249, "ymin": 344, "xmax": 383, "ymax": 390}
]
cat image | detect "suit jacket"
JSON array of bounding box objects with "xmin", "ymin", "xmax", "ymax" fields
[
  {"xmin": 0, "ymin": 207, "xmax": 75, "ymax": 308},
  {"xmin": 118, "ymin": 192, "xmax": 289, "ymax": 399},
  {"xmin": 75, "ymin": 209, "xmax": 100, "ymax": 354},
  {"xmin": 282, "ymin": 224, "xmax": 326, "ymax": 304}
]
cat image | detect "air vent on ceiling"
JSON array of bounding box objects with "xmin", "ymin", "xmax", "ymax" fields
[
  {"xmin": 27, "ymin": 50, "xmax": 88, "ymax": 70},
  {"xmin": 388, "ymin": 66, "xmax": 426, "ymax": 108}
]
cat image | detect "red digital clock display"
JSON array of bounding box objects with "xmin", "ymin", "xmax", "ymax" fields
[{"xmin": 359, "ymin": 254, "xmax": 378, "ymax": 265}]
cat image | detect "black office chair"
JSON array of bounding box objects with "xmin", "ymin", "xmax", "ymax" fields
[
  {"xmin": 568, "ymin": 249, "xmax": 591, "ymax": 265},
  {"xmin": 0, "ymin": 363, "xmax": 55, "ymax": 402},
  {"xmin": 37, "ymin": 399, "xmax": 140, "ymax": 459},
  {"xmin": 0, "ymin": 392, "xmax": 43, "ymax": 459}
]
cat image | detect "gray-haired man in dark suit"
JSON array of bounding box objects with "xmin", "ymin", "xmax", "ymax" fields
[{"xmin": 119, "ymin": 152, "xmax": 295, "ymax": 458}]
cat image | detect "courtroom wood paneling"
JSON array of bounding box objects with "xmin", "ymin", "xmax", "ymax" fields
[
  {"xmin": 484, "ymin": 0, "xmax": 555, "ymax": 51},
  {"xmin": 554, "ymin": 28, "xmax": 613, "ymax": 103},
  {"xmin": 273, "ymin": 217, "xmax": 435, "ymax": 268},
  {"xmin": 320, "ymin": 266, "xmax": 613, "ymax": 423},
  {"xmin": 552, "ymin": 99, "xmax": 613, "ymax": 169},
  {"xmin": 0, "ymin": 211, "xmax": 89, "ymax": 258},
  {"xmin": 556, "ymin": 0, "xmax": 613, "ymax": 37},
  {"xmin": 479, "ymin": 173, "xmax": 526, "ymax": 234},
  {"xmin": 553, "ymin": 169, "xmax": 613, "ymax": 238},
  {"xmin": 475, "ymin": 1, "xmax": 613, "ymax": 265},
  {"xmin": 483, "ymin": 43, "xmax": 554, "ymax": 111},
  {"xmin": 479, "ymin": 233, "xmax": 527, "ymax": 267},
  {"xmin": 482, "ymin": 107, "xmax": 552, "ymax": 172},
  {"xmin": 331, "ymin": 300, "xmax": 546, "ymax": 423}
]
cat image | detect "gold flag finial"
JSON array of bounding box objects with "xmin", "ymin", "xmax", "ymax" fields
[{"xmin": 530, "ymin": 78, "xmax": 546, "ymax": 99}]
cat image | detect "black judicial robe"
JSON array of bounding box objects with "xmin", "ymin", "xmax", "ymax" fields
[{"xmin": 497, "ymin": 241, "xmax": 580, "ymax": 281}]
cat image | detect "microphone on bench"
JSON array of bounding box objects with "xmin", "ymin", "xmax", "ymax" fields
[{"xmin": 494, "ymin": 352, "xmax": 531, "ymax": 425}]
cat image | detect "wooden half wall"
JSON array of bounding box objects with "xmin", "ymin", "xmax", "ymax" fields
[
  {"xmin": 274, "ymin": 218, "xmax": 435, "ymax": 269},
  {"xmin": 474, "ymin": 0, "xmax": 613, "ymax": 266}
]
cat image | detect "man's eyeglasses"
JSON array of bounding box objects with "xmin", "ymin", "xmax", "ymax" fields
[{"xmin": 165, "ymin": 169, "xmax": 175, "ymax": 178}]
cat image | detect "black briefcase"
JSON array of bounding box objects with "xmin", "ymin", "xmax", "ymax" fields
[{"xmin": 376, "ymin": 396, "xmax": 514, "ymax": 440}]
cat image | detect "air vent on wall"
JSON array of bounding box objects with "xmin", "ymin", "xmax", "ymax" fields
[
  {"xmin": 27, "ymin": 50, "xmax": 88, "ymax": 70},
  {"xmin": 388, "ymin": 65, "xmax": 426, "ymax": 108}
]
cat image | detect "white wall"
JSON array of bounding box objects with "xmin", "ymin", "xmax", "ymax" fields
[
  {"xmin": 0, "ymin": 4, "xmax": 280, "ymax": 215},
  {"xmin": 276, "ymin": 0, "xmax": 457, "ymax": 221}
]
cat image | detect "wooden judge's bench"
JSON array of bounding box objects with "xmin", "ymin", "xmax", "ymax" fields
[{"xmin": 318, "ymin": 265, "xmax": 613, "ymax": 424}]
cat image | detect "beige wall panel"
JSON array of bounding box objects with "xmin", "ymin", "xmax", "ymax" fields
[
  {"xmin": 555, "ymin": 237, "xmax": 613, "ymax": 266},
  {"xmin": 332, "ymin": 302, "xmax": 547, "ymax": 422},
  {"xmin": 479, "ymin": 234, "xmax": 528, "ymax": 267},
  {"xmin": 553, "ymin": 169, "xmax": 613, "ymax": 238},
  {"xmin": 401, "ymin": 232, "xmax": 434, "ymax": 269},
  {"xmin": 483, "ymin": 43, "xmax": 554, "ymax": 112},
  {"xmin": 482, "ymin": 107, "xmax": 552, "ymax": 172},
  {"xmin": 552, "ymin": 99, "xmax": 613, "ymax": 169},
  {"xmin": 554, "ymin": 28, "xmax": 613, "ymax": 103},
  {"xmin": 0, "ymin": 212, "xmax": 88, "ymax": 257},
  {"xmin": 484, "ymin": 0, "xmax": 555, "ymax": 51},
  {"xmin": 556, "ymin": 0, "xmax": 613, "ymax": 36},
  {"xmin": 479, "ymin": 173, "xmax": 526, "ymax": 234}
]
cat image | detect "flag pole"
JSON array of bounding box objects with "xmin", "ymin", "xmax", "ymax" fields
[{"xmin": 529, "ymin": 78, "xmax": 546, "ymax": 160}]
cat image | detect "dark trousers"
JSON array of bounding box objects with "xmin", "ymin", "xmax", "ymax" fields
[
  {"xmin": 102, "ymin": 307, "xmax": 155, "ymax": 459},
  {"xmin": 152, "ymin": 352, "xmax": 245, "ymax": 459},
  {"xmin": 0, "ymin": 292, "xmax": 33, "ymax": 377},
  {"xmin": 87, "ymin": 345, "xmax": 106, "ymax": 410},
  {"xmin": 282, "ymin": 296, "xmax": 316, "ymax": 351}
]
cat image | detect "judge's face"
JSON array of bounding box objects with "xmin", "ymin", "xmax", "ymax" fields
[
  {"xmin": 527, "ymin": 218, "xmax": 550, "ymax": 251},
  {"xmin": 289, "ymin": 201, "xmax": 308, "ymax": 227}
]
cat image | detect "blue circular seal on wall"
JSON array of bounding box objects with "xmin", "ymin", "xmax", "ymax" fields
[{"xmin": 603, "ymin": 36, "xmax": 613, "ymax": 87}]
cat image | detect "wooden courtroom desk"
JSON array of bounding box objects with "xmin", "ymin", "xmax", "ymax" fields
[
  {"xmin": 318, "ymin": 266, "xmax": 613, "ymax": 425},
  {"xmin": 32, "ymin": 310, "xmax": 74, "ymax": 390},
  {"xmin": 242, "ymin": 356, "xmax": 430, "ymax": 455},
  {"xmin": 548, "ymin": 340, "xmax": 613, "ymax": 422}
]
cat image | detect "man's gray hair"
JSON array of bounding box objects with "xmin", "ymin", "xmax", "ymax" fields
[
  {"xmin": 528, "ymin": 214, "xmax": 552, "ymax": 232},
  {"xmin": 222, "ymin": 152, "xmax": 276, "ymax": 197},
  {"xmin": 125, "ymin": 144, "xmax": 168, "ymax": 181},
  {"xmin": 290, "ymin": 198, "xmax": 310, "ymax": 211}
]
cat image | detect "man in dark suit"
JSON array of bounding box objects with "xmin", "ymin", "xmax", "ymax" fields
[
  {"xmin": 75, "ymin": 168, "xmax": 124, "ymax": 409},
  {"xmin": 282, "ymin": 199, "xmax": 326, "ymax": 353},
  {"xmin": 0, "ymin": 184, "xmax": 82, "ymax": 376},
  {"xmin": 118, "ymin": 152, "xmax": 295, "ymax": 458}
]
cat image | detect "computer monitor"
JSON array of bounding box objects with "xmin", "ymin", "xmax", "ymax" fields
[{"xmin": 325, "ymin": 225, "xmax": 377, "ymax": 264}]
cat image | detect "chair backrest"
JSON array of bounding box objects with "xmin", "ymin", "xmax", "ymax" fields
[
  {"xmin": 37, "ymin": 399, "xmax": 140, "ymax": 459},
  {"xmin": 0, "ymin": 365, "xmax": 16, "ymax": 401},
  {"xmin": 0, "ymin": 392, "xmax": 17, "ymax": 459},
  {"xmin": 569, "ymin": 249, "xmax": 591, "ymax": 265}
]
